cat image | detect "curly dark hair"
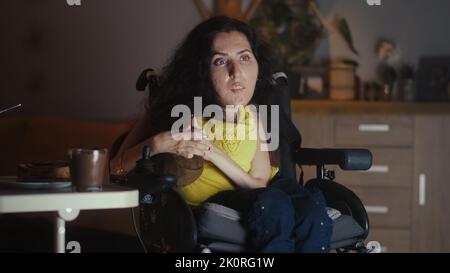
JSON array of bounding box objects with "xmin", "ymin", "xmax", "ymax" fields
[{"xmin": 146, "ymin": 16, "xmax": 276, "ymax": 134}]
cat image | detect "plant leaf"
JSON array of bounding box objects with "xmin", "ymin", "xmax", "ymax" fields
[{"xmin": 336, "ymin": 18, "xmax": 359, "ymax": 56}]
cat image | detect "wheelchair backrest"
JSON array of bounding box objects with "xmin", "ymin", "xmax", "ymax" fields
[{"xmin": 263, "ymin": 73, "xmax": 302, "ymax": 182}]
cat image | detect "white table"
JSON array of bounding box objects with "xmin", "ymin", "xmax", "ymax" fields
[{"xmin": 0, "ymin": 183, "xmax": 139, "ymax": 253}]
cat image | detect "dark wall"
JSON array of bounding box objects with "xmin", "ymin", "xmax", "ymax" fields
[
  {"xmin": 0, "ymin": 0, "xmax": 202, "ymax": 121},
  {"xmin": 1, "ymin": 0, "xmax": 449, "ymax": 121}
]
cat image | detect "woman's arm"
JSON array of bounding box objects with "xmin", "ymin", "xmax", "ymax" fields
[
  {"xmin": 110, "ymin": 115, "xmax": 210, "ymax": 175},
  {"xmin": 110, "ymin": 114, "xmax": 272, "ymax": 188},
  {"xmin": 203, "ymin": 118, "xmax": 272, "ymax": 189}
]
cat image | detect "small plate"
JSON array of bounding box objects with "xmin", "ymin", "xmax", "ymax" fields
[{"xmin": 0, "ymin": 176, "xmax": 72, "ymax": 190}]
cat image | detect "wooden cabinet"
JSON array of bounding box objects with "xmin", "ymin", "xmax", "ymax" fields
[
  {"xmin": 334, "ymin": 115, "xmax": 414, "ymax": 147},
  {"xmin": 441, "ymin": 115, "xmax": 450, "ymax": 252},
  {"xmin": 411, "ymin": 115, "xmax": 450, "ymax": 252},
  {"xmin": 336, "ymin": 147, "xmax": 413, "ymax": 188},
  {"xmin": 291, "ymin": 101, "xmax": 450, "ymax": 253}
]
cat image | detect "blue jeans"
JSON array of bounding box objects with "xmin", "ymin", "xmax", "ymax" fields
[{"xmin": 207, "ymin": 176, "xmax": 333, "ymax": 253}]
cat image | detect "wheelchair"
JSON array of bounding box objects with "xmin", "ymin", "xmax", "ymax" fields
[{"xmin": 110, "ymin": 69, "xmax": 381, "ymax": 253}]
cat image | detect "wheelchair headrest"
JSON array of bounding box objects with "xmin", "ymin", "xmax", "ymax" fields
[
  {"xmin": 271, "ymin": 72, "xmax": 288, "ymax": 86},
  {"xmin": 136, "ymin": 68, "xmax": 159, "ymax": 92}
]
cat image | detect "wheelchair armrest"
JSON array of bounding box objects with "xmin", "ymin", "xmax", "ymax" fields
[
  {"xmin": 115, "ymin": 173, "xmax": 177, "ymax": 204},
  {"xmin": 295, "ymin": 148, "xmax": 372, "ymax": 171},
  {"xmin": 305, "ymin": 178, "xmax": 369, "ymax": 240}
]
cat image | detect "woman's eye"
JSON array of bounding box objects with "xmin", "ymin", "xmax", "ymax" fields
[
  {"xmin": 213, "ymin": 58, "xmax": 226, "ymax": 66},
  {"xmin": 241, "ymin": 55, "xmax": 251, "ymax": 62}
]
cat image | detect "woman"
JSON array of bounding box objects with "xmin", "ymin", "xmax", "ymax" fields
[{"xmin": 111, "ymin": 16, "xmax": 332, "ymax": 253}]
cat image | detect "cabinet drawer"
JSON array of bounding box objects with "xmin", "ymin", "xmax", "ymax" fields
[
  {"xmin": 335, "ymin": 148, "xmax": 413, "ymax": 188},
  {"xmin": 366, "ymin": 228, "xmax": 411, "ymax": 253},
  {"xmin": 351, "ymin": 187, "xmax": 411, "ymax": 228},
  {"xmin": 334, "ymin": 115, "xmax": 413, "ymax": 147}
]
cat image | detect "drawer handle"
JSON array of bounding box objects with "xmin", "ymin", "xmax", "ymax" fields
[
  {"xmin": 419, "ymin": 174, "xmax": 426, "ymax": 206},
  {"xmin": 367, "ymin": 165, "xmax": 389, "ymax": 173},
  {"xmin": 358, "ymin": 124, "xmax": 390, "ymax": 132},
  {"xmin": 365, "ymin": 206, "xmax": 389, "ymax": 214}
]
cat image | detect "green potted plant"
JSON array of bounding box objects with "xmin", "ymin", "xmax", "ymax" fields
[
  {"xmin": 250, "ymin": 0, "xmax": 358, "ymax": 98},
  {"xmin": 250, "ymin": 0, "xmax": 357, "ymax": 68}
]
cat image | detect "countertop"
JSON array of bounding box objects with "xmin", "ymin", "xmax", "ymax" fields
[{"xmin": 291, "ymin": 100, "xmax": 450, "ymax": 115}]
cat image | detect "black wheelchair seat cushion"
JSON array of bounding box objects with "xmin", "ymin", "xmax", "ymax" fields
[
  {"xmin": 330, "ymin": 214, "xmax": 365, "ymax": 249},
  {"xmin": 195, "ymin": 202, "xmax": 247, "ymax": 245},
  {"xmin": 195, "ymin": 202, "xmax": 365, "ymax": 250}
]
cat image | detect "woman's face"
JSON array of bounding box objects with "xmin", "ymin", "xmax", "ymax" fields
[{"xmin": 210, "ymin": 31, "xmax": 259, "ymax": 107}]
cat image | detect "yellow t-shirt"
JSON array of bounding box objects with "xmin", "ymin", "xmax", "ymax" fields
[{"xmin": 175, "ymin": 105, "xmax": 279, "ymax": 206}]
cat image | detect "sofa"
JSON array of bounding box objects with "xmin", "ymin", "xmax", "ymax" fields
[{"xmin": 0, "ymin": 115, "xmax": 141, "ymax": 249}]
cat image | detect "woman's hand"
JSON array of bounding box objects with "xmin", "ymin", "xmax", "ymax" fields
[
  {"xmin": 111, "ymin": 116, "xmax": 213, "ymax": 173},
  {"xmin": 149, "ymin": 116, "xmax": 212, "ymax": 159},
  {"xmin": 196, "ymin": 113, "xmax": 271, "ymax": 189},
  {"xmin": 146, "ymin": 115, "xmax": 269, "ymax": 190}
]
